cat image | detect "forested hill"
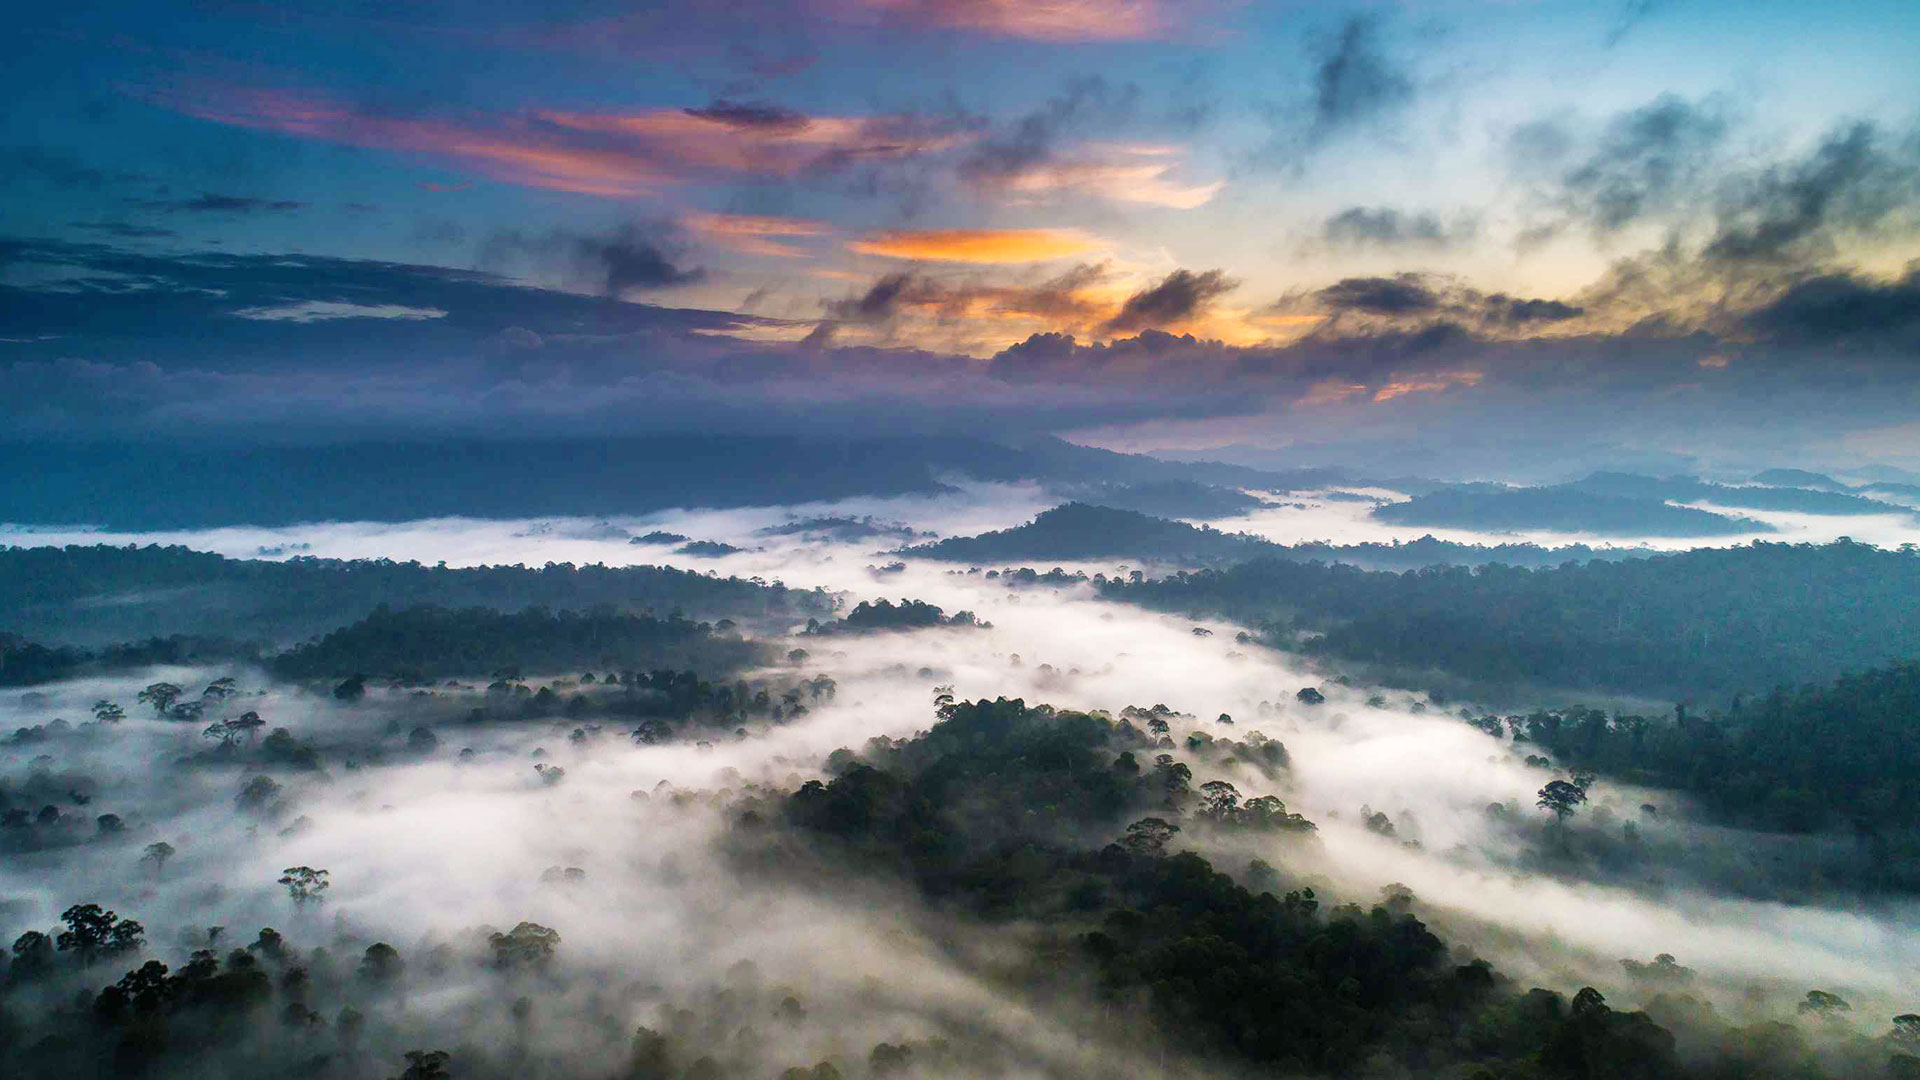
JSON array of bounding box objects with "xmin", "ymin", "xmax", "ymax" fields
[
  {"xmin": 906, "ymin": 503, "xmax": 1646, "ymax": 570},
  {"xmin": 0, "ymin": 544, "xmax": 834, "ymax": 647},
  {"xmin": 1102, "ymin": 539, "xmax": 1920, "ymax": 700},
  {"xmin": 907, "ymin": 503, "xmax": 1274, "ymax": 563},
  {"xmin": 0, "ymin": 436, "xmax": 1319, "ymax": 530},
  {"xmin": 1372, "ymin": 487, "xmax": 1770, "ymax": 536},
  {"xmin": 270, "ymin": 605, "xmax": 763, "ymax": 682}
]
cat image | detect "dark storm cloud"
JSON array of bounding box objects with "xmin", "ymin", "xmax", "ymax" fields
[
  {"xmin": 1322, "ymin": 207, "xmax": 1475, "ymax": 251},
  {"xmin": 134, "ymin": 192, "xmax": 308, "ymax": 214},
  {"xmin": 482, "ymin": 223, "xmax": 706, "ymax": 297},
  {"xmin": 1311, "ymin": 17, "xmax": 1412, "ymax": 137},
  {"xmin": 1743, "ymin": 267, "xmax": 1920, "ymax": 345},
  {"xmin": 1101, "ymin": 268, "xmax": 1237, "ymax": 333}
]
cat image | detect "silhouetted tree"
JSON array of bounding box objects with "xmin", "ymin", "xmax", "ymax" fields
[{"xmin": 279, "ymin": 866, "xmax": 331, "ymax": 908}]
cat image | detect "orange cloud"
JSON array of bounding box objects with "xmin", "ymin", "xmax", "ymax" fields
[
  {"xmin": 1371, "ymin": 370, "xmax": 1484, "ymax": 402},
  {"xmin": 686, "ymin": 213, "xmax": 832, "ymax": 257},
  {"xmin": 141, "ymin": 81, "xmax": 975, "ymax": 198},
  {"xmin": 848, "ymin": 228, "xmax": 1104, "ymax": 264},
  {"xmin": 853, "ymin": 0, "xmax": 1182, "ymax": 41}
]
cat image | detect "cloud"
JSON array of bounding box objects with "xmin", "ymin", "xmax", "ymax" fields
[
  {"xmin": 1322, "ymin": 207, "xmax": 1475, "ymax": 251},
  {"xmin": 952, "ymin": 76, "xmax": 1219, "ymax": 209},
  {"xmin": 1554, "ymin": 95, "xmax": 1731, "ymax": 233},
  {"xmin": 134, "ymin": 192, "xmax": 307, "ymax": 214},
  {"xmin": 1604, "ymin": 0, "xmax": 1671, "ymax": 48},
  {"xmin": 142, "ymin": 80, "xmax": 980, "ymax": 198},
  {"xmin": 1101, "ymin": 268, "xmax": 1236, "ymax": 333},
  {"xmin": 966, "ymin": 143, "xmax": 1222, "ymax": 208},
  {"xmin": 820, "ymin": 263, "xmax": 1112, "ymax": 329},
  {"xmin": 852, "ymin": 0, "xmax": 1187, "ymax": 42},
  {"xmin": 0, "ymin": 238, "xmax": 752, "ymax": 364},
  {"xmin": 0, "ymin": 146, "xmax": 146, "ymax": 189},
  {"xmin": 681, "ymin": 99, "xmax": 813, "ymax": 132},
  {"xmin": 230, "ymin": 301, "xmax": 450, "ymax": 323},
  {"xmin": 686, "ymin": 213, "xmax": 833, "ymax": 258},
  {"xmin": 1308, "ymin": 273, "xmax": 1586, "ymax": 329},
  {"xmin": 1317, "ymin": 274, "xmax": 1438, "ymax": 316},
  {"xmin": 483, "ymin": 223, "xmax": 707, "ymax": 296},
  {"xmin": 1559, "ymin": 118, "xmax": 1920, "ymax": 332},
  {"xmin": 69, "ymin": 221, "xmax": 178, "ymax": 240},
  {"xmin": 848, "ymin": 228, "xmax": 1104, "ymax": 264},
  {"xmin": 1742, "ymin": 267, "xmax": 1920, "ymax": 346},
  {"xmin": 1311, "ymin": 16, "xmax": 1412, "ymax": 138},
  {"xmin": 1702, "ymin": 121, "xmax": 1920, "ymax": 269}
]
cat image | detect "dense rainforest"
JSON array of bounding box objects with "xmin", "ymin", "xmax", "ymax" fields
[
  {"xmin": 0, "ymin": 545, "xmax": 833, "ymax": 647},
  {"xmin": 907, "ymin": 503, "xmax": 1647, "ymax": 570},
  {"xmin": 10, "ymin": 692, "xmax": 1915, "ymax": 1080},
  {"xmin": 1099, "ymin": 539, "xmax": 1920, "ymax": 700}
]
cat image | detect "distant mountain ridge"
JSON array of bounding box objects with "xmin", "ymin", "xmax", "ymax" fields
[{"xmin": 903, "ymin": 503, "xmax": 1647, "ymax": 569}]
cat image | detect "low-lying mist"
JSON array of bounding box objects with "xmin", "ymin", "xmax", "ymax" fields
[{"xmin": 6, "ymin": 491, "xmax": 1919, "ymax": 1077}]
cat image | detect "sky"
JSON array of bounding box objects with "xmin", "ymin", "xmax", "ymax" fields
[{"xmin": 4, "ymin": 0, "xmax": 1919, "ymax": 475}]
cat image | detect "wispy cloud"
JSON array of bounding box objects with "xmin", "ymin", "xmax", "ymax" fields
[
  {"xmin": 141, "ymin": 81, "xmax": 979, "ymax": 198},
  {"xmin": 851, "ymin": 0, "xmax": 1192, "ymax": 42},
  {"xmin": 965, "ymin": 143, "xmax": 1222, "ymax": 208},
  {"xmin": 686, "ymin": 213, "xmax": 833, "ymax": 258}
]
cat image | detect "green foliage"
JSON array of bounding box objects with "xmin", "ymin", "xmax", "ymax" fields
[
  {"xmin": 1476, "ymin": 662, "xmax": 1920, "ymax": 839},
  {"xmin": 0, "ymin": 543, "xmax": 833, "ymax": 660},
  {"xmin": 1107, "ymin": 540, "xmax": 1920, "ymax": 698},
  {"xmin": 273, "ymin": 604, "xmax": 764, "ymax": 683}
]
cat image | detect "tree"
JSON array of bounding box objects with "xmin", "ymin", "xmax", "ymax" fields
[
  {"xmin": 1296, "ymin": 686, "xmax": 1326, "ymax": 705},
  {"xmin": 360, "ymin": 942, "xmax": 404, "ymax": 983},
  {"xmin": 489, "ymin": 921, "xmax": 560, "ymax": 968},
  {"xmin": 136, "ymin": 682, "xmax": 183, "ymax": 715},
  {"xmin": 92, "ymin": 700, "xmax": 124, "ymax": 724},
  {"xmin": 1891, "ymin": 1014, "xmax": 1920, "ymax": 1046},
  {"xmin": 57, "ymin": 903, "xmax": 143, "ymax": 966},
  {"xmin": 202, "ymin": 676, "xmax": 239, "ymax": 701},
  {"xmin": 10, "ymin": 930, "xmax": 54, "ymax": 978},
  {"xmin": 142, "ymin": 841, "xmax": 177, "ymax": 877},
  {"xmin": 391, "ymin": 1050, "xmax": 452, "ymax": 1080},
  {"xmin": 1799, "ymin": 989, "xmax": 1852, "ymax": 1020},
  {"xmin": 279, "ymin": 866, "xmax": 331, "ymax": 908},
  {"xmin": 334, "ymin": 674, "xmax": 368, "ymax": 702},
  {"xmin": 1198, "ymin": 779, "xmax": 1241, "ymax": 822},
  {"xmin": 236, "ymin": 775, "xmax": 283, "ymax": 815},
  {"xmin": 227, "ymin": 711, "xmax": 267, "ymax": 743},
  {"xmin": 1537, "ymin": 779, "xmax": 1588, "ymax": 825},
  {"xmin": 1120, "ymin": 817, "xmax": 1180, "ymax": 857},
  {"xmin": 203, "ymin": 720, "xmax": 237, "ymax": 747}
]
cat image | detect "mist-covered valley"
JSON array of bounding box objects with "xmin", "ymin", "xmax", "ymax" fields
[{"xmin": 6, "ymin": 481, "xmax": 1920, "ymax": 1080}]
